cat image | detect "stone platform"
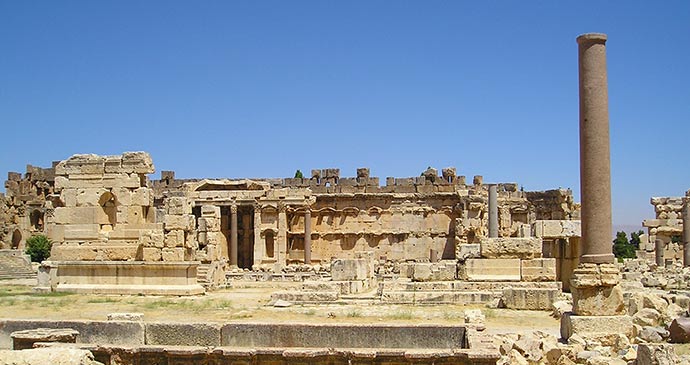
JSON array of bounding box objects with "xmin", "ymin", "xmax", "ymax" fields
[{"xmin": 38, "ymin": 261, "xmax": 204, "ymax": 295}]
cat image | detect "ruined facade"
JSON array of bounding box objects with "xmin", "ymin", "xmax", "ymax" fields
[
  {"xmin": 640, "ymin": 192, "xmax": 690, "ymax": 265},
  {"xmin": 2, "ymin": 152, "xmax": 582, "ymax": 295}
]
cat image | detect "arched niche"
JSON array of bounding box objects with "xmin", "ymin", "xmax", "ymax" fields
[
  {"xmin": 11, "ymin": 229, "xmax": 21, "ymax": 249},
  {"xmin": 98, "ymin": 192, "xmax": 118, "ymax": 227},
  {"xmin": 29, "ymin": 209, "xmax": 44, "ymax": 231}
]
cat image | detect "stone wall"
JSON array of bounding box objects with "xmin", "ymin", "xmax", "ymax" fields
[
  {"xmin": 49, "ymin": 152, "xmax": 161, "ymax": 262},
  {"xmin": 0, "ymin": 164, "xmax": 57, "ymax": 250},
  {"xmin": 642, "ymin": 194, "xmax": 687, "ymax": 263}
]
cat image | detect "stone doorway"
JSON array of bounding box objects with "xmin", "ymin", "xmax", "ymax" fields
[{"xmin": 237, "ymin": 206, "xmax": 255, "ymax": 269}]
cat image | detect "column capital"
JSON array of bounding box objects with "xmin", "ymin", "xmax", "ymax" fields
[
  {"xmin": 577, "ymin": 33, "xmax": 607, "ymax": 45},
  {"xmin": 230, "ymin": 204, "xmax": 238, "ymax": 214},
  {"xmin": 278, "ymin": 201, "xmax": 287, "ymax": 213}
]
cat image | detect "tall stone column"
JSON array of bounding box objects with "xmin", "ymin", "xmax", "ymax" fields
[
  {"xmin": 488, "ymin": 185, "xmax": 498, "ymax": 238},
  {"xmin": 230, "ymin": 204, "xmax": 238, "ymax": 267},
  {"xmin": 304, "ymin": 209, "xmax": 312, "ymax": 264},
  {"xmin": 563, "ymin": 33, "xmax": 632, "ymax": 343},
  {"xmin": 655, "ymin": 239, "xmax": 665, "ymax": 267},
  {"xmin": 277, "ymin": 202, "xmax": 288, "ymax": 270},
  {"xmin": 578, "ymin": 33, "xmax": 614, "ymax": 265},
  {"xmin": 683, "ymin": 190, "xmax": 690, "ymax": 267},
  {"xmin": 253, "ymin": 202, "xmax": 263, "ymax": 268}
]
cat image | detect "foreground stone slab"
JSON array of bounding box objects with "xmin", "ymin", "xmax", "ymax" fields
[
  {"xmin": 560, "ymin": 312, "xmax": 633, "ymax": 345},
  {"xmin": 0, "ymin": 319, "xmax": 145, "ymax": 349},
  {"xmin": 0, "ymin": 347, "xmax": 101, "ymax": 365},
  {"xmin": 10, "ymin": 328, "xmax": 79, "ymax": 350}
]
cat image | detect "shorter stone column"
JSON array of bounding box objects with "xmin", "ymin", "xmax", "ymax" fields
[
  {"xmin": 683, "ymin": 190, "xmax": 690, "ymax": 267},
  {"xmin": 488, "ymin": 185, "xmax": 498, "ymax": 238},
  {"xmin": 304, "ymin": 209, "xmax": 312, "ymax": 264},
  {"xmin": 230, "ymin": 204, "xmax": 238, "ymax": 267},
  {"xmin": 655, "ymin": 239, "xmax": 665, "ymax": 267}
]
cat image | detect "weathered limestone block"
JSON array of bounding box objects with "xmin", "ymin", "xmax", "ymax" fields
[
  {"xmin": 457, "ymin": 243, "xmax": 480, "ymax": 260},
  {"xmin": 75, "ymin": 188, "xmax": 109, "ymax": 207},
  {"xmin": 131, "ymin": 188, "xmax": 152, "ymax": 206},
  {"xmin": 139, "ymin": 230, "xmax": 164, "ymax": 248},
  {"xmin": 62, "ymin": 224, "xmax": 100, "ymax": 241},
  {"xmin": 560, "ymin": 312, "xmax": 633, "ymax": 344},
  {"xmin": 162, "ymin": 248, "xmax": 185, "ymax": 261},
  {"xmin": 480, "ymin": 237, "xmax": 542, "ymax": 259},
  {"xmin": 98, "ymin": 245, "xmax": 141, "ymax": 261},
  {"xmin": 121, "ymin": 151, "xmax": 155, "ymax": 174},
  {"xmin": 570, "ymin": 263, "xmax": 625, "ymax": 316},
  {"xmin": 461, "ymin": 258, "xmax": 521, "ymax": 281},
  {"xmin": 0, "ymin": 347, "xmax": 101, "ymax": 365},
  {"xmin": 331, "ymin": 258, "xmax": 373, "ymax": 281},
  {"xmin": 51, "ymin": 245, "xmax": 99, "ymax": 261},
  {"xmin": 533, "ymin": 220, "xmax": 581, "ymax": 238},
  {"xmin": 201, "ymin": 204, "xmax": 221, "ymax": 217},
  {"xmin": 164, "ymin": 215, "xmax": 195, "ymax": 231},
  {"xmin": 503, "ymin": 288, "xmax": 560, "ymax": 310},
  {"xmin": 165, "ymin": 230, "xmax": 185, "ymax": 248},
  {"xmin": 636, "ymin": 344, "xmax": 680, "ymax": 364},
  {"xmin": 55, "ymin": 154, "xmax": 106, "ymax": 175},
  {"xmin": 166, "ymin": 197, "xmax": 190, "ymax": 215},
  {"xmin": 11, "ymin": 328, "xmax": 80, "ymax": 350},
  {"xmin": 142, "ymin": 247, "xmax": 162, "ymax": 261},
  {"xmin": 521, "ymin": 258, "xmax": 557, "ymax": 281}
]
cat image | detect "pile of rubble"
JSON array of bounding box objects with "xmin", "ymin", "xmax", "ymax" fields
[{"xmin": 622, "ymin": 259, "xmax": 690, "ymax": 291}]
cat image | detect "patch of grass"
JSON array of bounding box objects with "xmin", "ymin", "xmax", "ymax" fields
[
  {"xmin": 442, "ymin": 311, "xmax": 462, "ymax": 320},
  {"xmin": 304, "ymin": 309, "xmax": 316, "ymax": 316},
  {"xmin": 346, "ymin": 309, "xmax": 362, "ymax": 318},
  {"xmin": 87, "ymin": 297, "xmax": 120, "ymax": 304},
  {"xmin": 32, "ymin": 291, "xmax": 75, "ymax": 298},
  {"xmin": 387, "ymin": 310, "xmax": 414, "ymax": 320},
  {"xmin": 483, "ymin": 309, "xmax": 497, "ymax": 319},
  {"xmin": 0, "ymin": 298, "xmax": 17, "ymax": 306}
]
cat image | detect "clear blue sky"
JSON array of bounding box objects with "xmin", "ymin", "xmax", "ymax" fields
[{"xmin": 1, "ymin": 1, "xmax": 688, "ymax": 229}]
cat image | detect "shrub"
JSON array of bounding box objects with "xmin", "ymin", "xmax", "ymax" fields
[{"xmin": 25, "ymin": 235, "xmax": 52, "ymax": 262}]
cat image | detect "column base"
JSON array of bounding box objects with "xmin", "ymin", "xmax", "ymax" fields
[
  {"xmin": 571, "ymin": 262, "xmax": 626, "ymax": 316},
  {"xmin": 561, "ymin": 312, "xmax": 633, "ymax": 344}
]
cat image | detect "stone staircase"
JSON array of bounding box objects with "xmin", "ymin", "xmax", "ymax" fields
[
  {"xmin": 0, "ymin": 250, "xmax": 36, "ymax": 280},
  {"xmin": 196, "ymin": 263, "xmax": 211, "ymax": 288}
]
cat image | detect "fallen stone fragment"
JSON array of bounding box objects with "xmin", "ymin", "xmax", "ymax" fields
[{"xmin": 669, "ymin": 317, "xmax": 690, "ymax": 343}]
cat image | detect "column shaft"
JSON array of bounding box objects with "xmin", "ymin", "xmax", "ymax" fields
[
  {"xmin": 655, "ymin": 239, "xmax": 665, "ymax": 267},
  {"xmin": 683, "ymin": 195, "xmax": 690, "ymax": 267},
  {"xmin": 304, "ymin": 210, "xmax": 312, "ymax": 264},
  {"xmin": 230, "ymin": 205, "xmax": 238, "ymax": 267},
  {"xmin": 577, "ymin": 33, "xmax": 614, "ymax": 264},
  {"xmin": 488, "ymin": 185, "xmax": 498, "ymax": 238}
]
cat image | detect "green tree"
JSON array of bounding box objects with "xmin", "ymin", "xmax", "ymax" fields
[
  {"xmin": 25, "ymin": 235, "xmax": 52, "ymax": 262},
  {"xmin": 294, "ymin": 170, "xmax": 304, "ymax": 179},
  {"xmin": 630, "ymin": 230, "xmax": 644, "ymax": 249},
  {"xmin": 612, "ymin": 231, "xmax": 636, "ymax": 260}
]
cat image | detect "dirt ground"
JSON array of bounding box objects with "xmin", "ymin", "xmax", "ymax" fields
[{"xmin": 0, "ymin": 279, "xmax": 560, "ymax": 336}]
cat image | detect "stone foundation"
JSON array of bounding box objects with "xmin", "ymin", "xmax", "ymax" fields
[{"xmin": 47, "ymin": 261, "xmax": 204, "ymax": 295}]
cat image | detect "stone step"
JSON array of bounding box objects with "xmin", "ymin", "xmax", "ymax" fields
[{"xmin": 379, "ymin": 280, "xmax": 562, "ymax": 292}]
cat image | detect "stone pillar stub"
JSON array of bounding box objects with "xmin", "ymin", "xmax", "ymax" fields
[
  {"xmin": 655, "ymin": 239, "xmax": 665, "ymax": 267},
  {"xmin": 488, "ymin": 185, "xmax": 498, "ymax": 238},
  {"xmin": 230, "ymin": 204, "xmax": 238, "ymax": 267},
  {"xmin": 683, "ymin": 190, "xmax": 690, "ymax": 267},
  {"xmin": 304, "ymin": 209, "xmax": 312, "ymax": 265},
  {"xmin": 570, "ymin": 263, "xmax": 625, "ymax": 316},
  {"xmin": 577, "ymin": 32, "xmax": 614, "ymax": 264}
]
